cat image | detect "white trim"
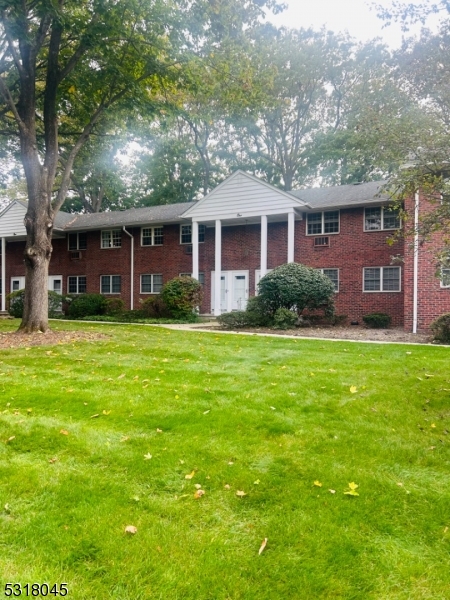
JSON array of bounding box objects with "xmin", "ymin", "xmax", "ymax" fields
[
  {"xmin": 100, "ymin": 275, "xmax": 122, "ymax": 294},
  {"xmin": 214, "ymin": 220, "xmax": 222, "ymax": 316},
  {"xmin": 260, "ymin": 215, "xmax": 268, "ymax": 277},
  {"xmin": 123, "ymin": 227, "xmax": 134, "ymax": 310},
  {"xmin": 10, "ymin": 276, "xmax": 25, "ymax": 292},
  {"xmin": 363, "ymin": 206, "xmax": 401, "ymax": 232},
  {"xmin": 306, "ymin": 210, "xmax": 340, "ymax": 236},
  {"xmin": 140, "ymin": 226, "xmax": 164, "ymax": 247},
  {"xmin": 192, "ymin": 221, "xmax": 199, "ymax": 280},
  {"xmin": 288, "ymin": 211, "xmax": 295, "ymax": 263},
  {"xmin": 363, "ymin": 266, "xmax": 401, "ymax": 293},
  {"xmin": 101, "ymin": 229, "xmax": 122, "ymax": 249},
  {"xmin": 1, "ymin": 238, "xmax": 5, "ymax": 311},
  {"xmin": 140, "ymin": 274, "xmax": 163, "ymax": 294},
  {"xmin": 413, "ymin": 192, "xmax": 419, "ymax": 333}
]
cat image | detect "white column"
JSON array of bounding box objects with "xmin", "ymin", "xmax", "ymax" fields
[
  {"xmin": 192, "ymin": 221, "xmax": 199, "ymax": 280},
  {"xmin": 214, "ymin": 220, "xmax": 222, "ymax": 316},
  {"xmin": 287, "ymin": 211, "xmax": 295, "ymax": 263},
  {"xmin": 1, "ymin": 237, "xmax": 5, "ymax": 312},
  {"xmin": 260, "ymin": 215, "xmax": 268, "ymax": 277}
]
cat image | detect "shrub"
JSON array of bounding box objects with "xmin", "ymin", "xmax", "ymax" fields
[
  {"xmin": 362, "ymin": 312, "xmax": 392, "ymax": 329},
  {"xmin": 105, "ymin": 298, "xmax": 125, "ymax": 315},
  {"xmin": 139, "ymin": 296, "xmax": 170, "ymax": 318},
  {"xmin": 217, "ymin": 311, "xmax": 251, "ymax": 329},
  {"xmin": 67, "ymin": 294, "xmax": 107, "ymax": 319},
  {"xmin": 430, "ymin": 313, "xmax": 450, "ymax": 343},
  {"xmin": 244, "ymin": 295, "xmax": 273, "ymax": 327},
  {"xmin": 7, "ymin": 289, "xmax": 65, "ymax": 318},
  {"xmin": 273, "ymin": 307, "xmax": 297, "ymax": 330},
  {"xmin": 258, "ymin": 263, "xmax": 335, "ymax": 317},
  {"xmin": 161, "ymin": 276, "xmax": 203, "ymax": 319}
]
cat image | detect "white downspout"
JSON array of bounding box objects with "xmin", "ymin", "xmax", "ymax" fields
[
  {"xmin": 122, "ymin": 227, "xmax": 134, "ymax": 310},
  {"xmin": 413, "ymin": 191, "xmax": 419, "ymax": 334},
  {"xmin": 1, "ymin": 237, "xmax": 5, "ymax": 312}
]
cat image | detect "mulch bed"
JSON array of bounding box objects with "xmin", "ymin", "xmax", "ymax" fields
[{"xmin": 0, "ymin": 329, "xmax": 110, "ymax": 349}]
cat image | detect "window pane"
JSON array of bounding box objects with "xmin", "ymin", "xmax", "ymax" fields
[
  {"xmin": 442, "ymin": 269, "xmax": 450, "ymax": 287},
  {"xmin": 78, "ymin": 233, "xmax": 87, "ymax": 250},
  {"xmin": 141, "ymin": 275, "xmax": 152, "ymax": 293},
  {"xmin": 322, "ymin": 269, "xmax": 339, "ymax": 292},
  {"xmin": 142, "ymin": 228, "xmax": 152, "ymax": 246},
  {"xmin": 307, "ymin": 213, "xmax": 322, "ymax": 235},
  {"xmin": 199, "ymin": 224, "xmax": 206, "ymax": 243},
  {"xmin": 68, "ymin": 277, "xmax": 77, "ymax": 293},
  {"xmin": 181, "ymin": 225, "xmax": 192, "ymax": 244},
  {"xmin": 101, "ymin": 231, "xmax": 111, "ymax": 248},
  {"xmin": 324, "ymin": 211, "xmax": 339, "ymax": 233},
  {"xmin": 199, "ymin": 272, "xmax": 205, "ymax": 285},
  {"xmin": 154, "ymin": 227, "xmax": 164, "ymax": 245},
  {"xmin": 101, "ymin": 276, "xmax": 110, "ymax": 294},
  {"xmin": 68, "ymin": 233, "xmax": 78, "ymax": 251},
  {"xmin": 112, "ymin": 231, "xmax": 121, "ymax": 247},
  {"xmin": 153, "ymin": 275, "xmax": 163, "ymax": 293},
  {"xmin": 78, "ymin": 277, "xmax": 87, "ymax": 294},
  {"xmin": 364, "ymin": 268, "xmax": 381, "ymax": 291},
  {"xmin": 111, "ymin": 275, "xmax": 121, "ymax": 293},
  {"xmin": 383, "ymin": 208, "xmax": 400, "ymax": 230},
  {"xmin": 365, "ymin": 207, "xmax": 381, "ymax": 230},
  {"xmin": 382, "ymin": 267, "xmax": 400, "ymax": 291}
]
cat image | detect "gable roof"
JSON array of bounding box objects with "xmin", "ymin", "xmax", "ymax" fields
[{"xmin": 290, "ymin": 180, "xmax": 390, "ymax": 209}]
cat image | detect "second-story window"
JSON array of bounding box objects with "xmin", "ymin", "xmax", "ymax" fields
[
  {"xmin": 180, "ymin": 224, "xmax": 206, "ymax": 244},
  {"xmin": 101, "ymin": 230, "xmax": 122, "ymax": 248},
  {"xmin": 364, "ymin": 207, "xmax": 401, "ymax": 231},
  {"xmin": 68, "ymin": 232, "xmax": 87, "ymax": 250},
  {"xmin": 307, "ymin": 211, "xmax": 339, "ymax": 235},
  {"xmin": 141, "ymin": 227, "xmax": 164, "ymax": 246}
]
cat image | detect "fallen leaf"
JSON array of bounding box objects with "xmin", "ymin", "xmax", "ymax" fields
[
  {"xmin": 258, "ymin": 538, "xmax": 268, "ymax": 555},
  {"xmin": 49, "ymin": 457, "xmax": 58, "ymax": 464},
  {"xmin": 350, "ymin": 386, "xmax": 358, "ymax": 394},
  {"xmin": 194, "ymin": 489, "xmax": 205, "ymax": 499},
  {"xmin": 102, "ymin": 410, "xmax": 111, "ymax": 415},
  {"xmin": 203, "ymin": 410, "xmax": 210, "ymax": 414},
  {"xmin": 194, "ymin": 483, "xmax": 202, "ymax": 490},
  {"xmin": 329, "ymin": 489, "xmax": 336, "ymax": 494},
  {"xmin": 431, "ymin": 423, "xmax": 436, "ymax": 428},
  {"xmin": 236, "ymin": 490, "xmax": 246, "ymax": 497},
  {"xmin": 185, "ymin": 470, "xmax": 195, "ymax": 480},
  {"xmin": 344, "ymin": 482, "xmax": 359, "ymax": 496},
  {"xmin": 6, "ymin": 436, "xmax": 15, "ymax": 443},
  {"xmin": 60, "ymin": 429, "xmax": 69, "ymax": 436},
  {"xmin": 144, "ymin": 453, "xmax": 152, "ymax": 460},
  {"xmin": 125, "ymin": 525, "xmax": 137, "ymax": 534},
  {"xmin": 224, "ymin": 484, "xmax": 231, "ymax": 490},
  {"xmin": 117, "ymin": 374, "xmax": 125, "ymax": 379},
  {"xmin": 254, "ymin": 479, "xmax": 260, "ymax": 485},
  {"xmin": 90, "ymin": 414, "xmax": 99, "ymax": 419},
  {"xmin": 156, "ymin": 428, "xmax": 162, "ymax": 433},
  {"xmin": 313, "ymin": 480, "xmax": 322, "ymax": 487},
  {"xmin": 270, "ymin": 406, "xmax": 276, "ymax": 410},
  {"xmin": 120, "ymin": 436, "xmax": 129, "ymax": 442}
]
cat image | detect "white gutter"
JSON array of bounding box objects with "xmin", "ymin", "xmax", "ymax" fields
[
  {"xmin": 413, "ymin": 191, "xmax": 419, "ymax": 334},
  {"xmin": 1, "ymin": 237, "xmax": 5, "ymax": 312},
  {"xmin": 122, "ymin": 227, "xmax": 134, "ymax": 310}
]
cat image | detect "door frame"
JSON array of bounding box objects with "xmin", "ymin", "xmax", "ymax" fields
[{"xmin": 211, "ymin": 270, "xmax": 249, "ymax": 313}]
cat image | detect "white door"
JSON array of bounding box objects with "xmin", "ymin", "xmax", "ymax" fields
[
  {"xmin": 48, "ymin": 276, "xmax": 62, "ymax": 294},
  {"xmin": 232, "ymin": 273, "xmax": 248, "ymax": 310},
  {"xmin": 211, "ymin": 271, "xmax": 229, "ymax": 313}
]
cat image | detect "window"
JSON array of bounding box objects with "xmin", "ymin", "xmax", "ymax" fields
[
  {"xmin": 320, "ymin": 268, "xmax": 339, "ymax": 292},
  {"xmin": 101, "ymin": 230, "xmax": 121, "ymax": 248},
  {"xmin": 140, "ymin": 274, "xmax": 163, "ymax": 294},
  {"xmin": 180, "ymin": 224, "xmax": 206, "ymax": 244},
  {"xmin": 141, "ymin": 227, "xmax": 164, "ymax": 246},
  {"xmin": 364, "ymin": 206, "xmax": 400, "ymax": 231},
  {"xmin": 68, "ymin": 232, "xmax": 87, "ymax": 250},
  {"xmin": 441, "ymin": 269, "xmax": 450, "ymax": 288},
  {"xmin": 68, "ymin": 276, "xmax": 87, "ymax": 294},
  {"xmin": 180, "ymin": 272, "xmax": 205, "ymax": 285},
  {"xmin": 101, "ymin": 275, "xmax": 121, "ymax": 294},
  {"xmin": 11, "ymin": 277, "xmax": 25, "ymax": 292},
  {"xmin": 363, "ymin": 267, "xmax": 401, "ymax": 292},
  {"xmin": 307, "ymin": 211, "xmax": 339, "ymax": 235}
]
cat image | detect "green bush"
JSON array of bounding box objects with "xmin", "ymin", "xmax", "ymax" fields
[
  {"xmin": 273, "ymin": 307, "xmax": 297, "ymax": 330},
  {"xmin": 7, "ymin": 289, "xmax": 65, "ymax": 318},
  {"xmin": 217, "ymin": 311, "xmax": 251, "ymax": 329},
  {"xmin": 362, "ymin": 312, "xmax": 392, "ymax": 329},
  {"xmin": 139, "ymin": 296, "xmax": 170, "ymax": 318},
  {"xmin": 68, "ymin": 294, "xmax": 107, "ymax": 319},
  {"xmin": 161, "ymin": 276, "xmax": 203, "ymax": 319},
  {"xmin": 430, "ymin": 313, "xmax": 450, "ymax": 343},
  {"xmin": 244, "ymin": 295, "xmax": 273, "ymax": 327},
  {"xmin": 258, "ymin": 263, "xmax": 335, "ymax": 317},
  {"xmin": 105, "ymin": 298, "xmax": 125, "ymax": 315}
]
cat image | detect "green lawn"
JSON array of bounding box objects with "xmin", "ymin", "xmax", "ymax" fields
[{"xmin": 0, "ymin": 320, "xmax": 449, "ymax": 599}]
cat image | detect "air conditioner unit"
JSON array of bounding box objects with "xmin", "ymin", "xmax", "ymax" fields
[
  {"xmin": 314, "ymin": 236, "xmax": 329, "ymax": 247},
  {"xmin": 70, "ymin": 251, "xmax": 82, "ymax": 260},
  {"xmin": 185, "ymin": 244, "xmax": 193, "ymax": 255}
]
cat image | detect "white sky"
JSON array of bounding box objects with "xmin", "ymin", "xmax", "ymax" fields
[{"xmin": 267, "ymin": 0, "xmax": 441, "ymax": 48}]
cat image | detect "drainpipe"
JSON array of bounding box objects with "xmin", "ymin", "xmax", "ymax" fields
[
  {"xmin": 1, "ymin": 237, "xmax": 5, "ymax": 312},
  {"xmin": 413, "ymin": 191, "xmax": 419, "ymax": 334},
  {"xmin": 122, "ymin": 227, "xmax": 134, "ymax": 310}
]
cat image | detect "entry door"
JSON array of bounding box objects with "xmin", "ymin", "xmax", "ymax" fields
[
  {"xmin": 220, "ymin": 274, "xmax": 228, "ymax": 312},
  {"xmin": 232, "ymin": 273, "xmax": 248, "ymax": 311}
]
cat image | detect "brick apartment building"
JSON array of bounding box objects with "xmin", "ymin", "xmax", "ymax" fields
[{"xmin": 0, "ymin": 170, "xmax": 448, "ymax": 332}]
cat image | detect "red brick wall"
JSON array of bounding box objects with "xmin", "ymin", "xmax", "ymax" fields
[{"xmin": 403, "ymin": 194, "xmax": 450, "ymax": 332}]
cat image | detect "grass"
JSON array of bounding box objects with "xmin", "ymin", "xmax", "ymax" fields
[{"xmin": 0, "ymin": 319, "xmax": 449, "ymax": 599}]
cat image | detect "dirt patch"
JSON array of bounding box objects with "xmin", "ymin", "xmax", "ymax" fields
[
  {"xmin": 209, "ymin": 324, "xmax": 436, "ymax": 344},
  {"xmin": 0, "ymin": 329, "xmax": 109, "ymax": 349}
]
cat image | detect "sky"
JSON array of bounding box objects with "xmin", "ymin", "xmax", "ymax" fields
[{"xmin": 267, "ymin": 0, "xmax": 441, "ymax": 48}]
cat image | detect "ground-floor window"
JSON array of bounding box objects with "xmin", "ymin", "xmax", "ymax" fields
[
  {"xmin": 68, "ymin": 276, "xmax": 87, "ymax": 294},
  {"xmin": 101, "ymin": 275, "xmax": 121, "ymax": 294},
  {"xmin": 363, "ymin": 267, "xmax": 401, "ymax": 292},
  {"xmin": 320, "ymin": 268, "xmax": 339, "ymax": 292},
  {"xmin": 140, "ymin": 274, "xmax": 163, "ymax": 294}
]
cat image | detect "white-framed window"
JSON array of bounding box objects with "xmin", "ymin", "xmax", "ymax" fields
[
  {"xmin": 140, "ymin": 274, "xmax": 163, "ymax": 294},
  {"xmin": 101, "ymin": 230, "xmax": 122, "ymax": 248},
  {"xmin": 180, "ymin": 272, "xmax": 205, "ymax": 285},
  {"xmin": 307, "ymin": 211, "xmax": 339, "ymax": 235},
  {"xmin": 141, "ymin": 226, "xmax": 164, "ymax": 246},
  {"xmin": 320, "ymin": 268, "xmax": 339, "ymax": 292},
  {"xmin": 440, "ymin": 268, "xmax": 450, "ymax": 288},
  {"xmin": 101, "ymin": 275, "xmax": 121, "ymax": 294},
  {"xmin": 68, "ymin": 232, "xmax": 87, "ymax": 250},
  {"xmin": 363, "ymin": 267, "xmax": 401, "ymax": 292},
  {"xmin": 364, "ymin": 206, "xmax": 401, "ymax": 231},
  {"xmin": 68, "ymin": 276, "xmax": 87, "ymax": 294},
  {"xmin": 11, "ymin": 277, "xmax": 25, "ymax": 292},
  {"xmin": 180, "ymin": 224, "xmax": 206, "ymax": 244}
]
